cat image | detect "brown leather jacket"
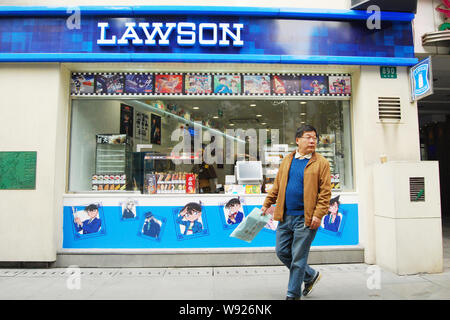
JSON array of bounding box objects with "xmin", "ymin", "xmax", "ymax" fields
[{"xmin": 263, "ymin": 151, "xmax": 332, "ymax": 225}]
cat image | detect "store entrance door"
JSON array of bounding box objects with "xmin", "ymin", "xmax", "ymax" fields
[{"xmin": 418, "ymin": 56, "xmax": 450, "ymax": 222}]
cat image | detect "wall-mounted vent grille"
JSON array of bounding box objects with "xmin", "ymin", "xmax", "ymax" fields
[
  {"xmin": 378, "ymin": 97, "xmax": 401, "ymax": 122},
  {"xmin": 410, "ymin": 177, "xmax": 425, "ymax": 202}
]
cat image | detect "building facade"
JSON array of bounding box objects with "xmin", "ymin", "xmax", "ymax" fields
[{"xmin": 0, "ymin": 0, "xmax": 443, "ymax": 274}]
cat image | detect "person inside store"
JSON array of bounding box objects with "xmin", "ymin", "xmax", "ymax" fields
[
  {"xmin": 74, "ymin": 204, "xmax": 102, "ymax": 235},
  {"xmin": 192, "ymin": 144, "xmax": 217, "ymax": 193},
  {"xmin": 261, "ymin": 124, "xmax": 331, "ymax": 300}
]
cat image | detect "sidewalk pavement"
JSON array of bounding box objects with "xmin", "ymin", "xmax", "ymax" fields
[
  {"xmin": 1, "ymin": 223, "xmax": 449, "ymax": 300},
  {"xmin": 1, "ymin": 261, "xmax": 450, "ymax": 300}
]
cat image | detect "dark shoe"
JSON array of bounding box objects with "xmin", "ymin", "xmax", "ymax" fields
[
  {"xmin": 303, "ymin": 271, "xmax": 321, "ymax": 297},
  {"xmin": 286, "ymin": 296, "xmax": 301, "ymax": 300}
]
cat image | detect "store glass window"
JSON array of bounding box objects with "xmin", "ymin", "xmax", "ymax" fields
[{"xmin": 68, "ymin": 98, "xmax": 352, "ymax": 193}]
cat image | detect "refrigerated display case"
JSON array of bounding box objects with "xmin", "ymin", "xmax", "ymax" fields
[
  {"xmin": 92, "ymin": 134, "xmax": 132, "ymax": 191},
  {"xmin": 136, "ymin": 152, "xmax": 200, "ymax": 194}
]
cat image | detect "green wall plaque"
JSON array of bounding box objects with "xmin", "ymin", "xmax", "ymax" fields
[
  {"xmin": 0, "ymin": 151, "xmax": 37, "ymax": 190},
  {"xmin": 380, "ymin": 66, "xmax": 397, "ymax": 79}
]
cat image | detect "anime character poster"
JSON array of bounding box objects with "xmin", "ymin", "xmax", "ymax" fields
[
  {"xmin": 262, "ymin": 205, "xmax": 278, "ymax": 232},
  {"xmin": 125, "ymin": 73, "xmax": 153, "ymax": 94},
  {"xmin": 95, "ymin": 73, "xmax": 125, "ymax": 94},
  {"xmin": 120, "ymin": 199, "xmax": 138, "ymax": 220},
  {"xmin": 301, "ymin": 75, "xmax": 328, "ymax": 95},
  {"xmin": 70, "ymin": 73, "xmax": 95, "ymax": 94},
  {"xmin": 219, "ymin": 197, "xmax": 247, "ymax": 229},
  {"xmin": 71, "ymin": 203, "xmax": 106, "ymax": 239},
  {"xmin": 320, "ymin": 195, "xmax": 345, "ymax": 236},
  {"xmin": 139, "ymin": 211, "xmax": 165, "ymax": 241},
  {"xmin": 185, "ymin": 74, "xmax": 212, "ymax": 94},
  {"xmin": 213, "ymin": 75, "xmax": 241, "ymax": 94},
  {"xmin": 135, "ymin": 111, "xmax": 150, "ymax": 141},
  {"xmin": 328, "ymin": 76, "xmax": 351, "ymax": 95},
  {"xmin": 155, "ymin": 74, "xmax": 183, "ymax": 94},
  {"xmin": 272, "ymin": 74, "xmax": 301, "ymax": 95},
  {"xmin": 120, "ymin": 104, "xmax": 134, "ymax": 137},
  {"xmin": 243, "ymin": 75, "xmax": 271, "ymax": 94},
  {"xmin": 173, "ymin": 201, "xmax": 208, "ymax": 240},
  {"xmin": 150, "ymin": 114, "xmax": 161, "ymax": 145}
]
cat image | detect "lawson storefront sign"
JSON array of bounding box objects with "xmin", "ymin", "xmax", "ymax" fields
[
  {"xmin": 98, "ymin": 21, "xmax": 244, "ymax": 47},
  {"xmin": 0, "ymin": 6, "xmax": 418, "ymax": 65}
]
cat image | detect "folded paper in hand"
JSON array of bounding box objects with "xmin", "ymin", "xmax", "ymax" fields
[{"xmin": 230, "ymin": 207, "xmax": 271, "ymax": 243}]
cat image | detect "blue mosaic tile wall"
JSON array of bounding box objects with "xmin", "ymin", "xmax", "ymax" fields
[{"xmin": 0, "ymin": 15, "xmax": 415, "ymax": 63}]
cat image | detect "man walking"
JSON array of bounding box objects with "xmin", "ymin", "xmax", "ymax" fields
[{"xmin": 262, "ymin": 124, "xmax": 331, "ymax": 300}]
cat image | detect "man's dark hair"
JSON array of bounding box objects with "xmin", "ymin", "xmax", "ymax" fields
[{"xmin": 295, "ymin": 125, "xmax": 318, "ymax": 139}]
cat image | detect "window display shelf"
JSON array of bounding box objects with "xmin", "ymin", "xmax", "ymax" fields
[{"xmin": 94, "ymin": 134, "xmax": 132, "ymax": 191}]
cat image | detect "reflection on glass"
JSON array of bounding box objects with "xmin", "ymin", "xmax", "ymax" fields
[{"xmin": 69, "ymin": 99, "xmax": 352, "ymax": 193}]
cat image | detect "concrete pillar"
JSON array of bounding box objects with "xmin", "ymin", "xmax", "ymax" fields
[{"xmin": 0, "ymin": 63, "xmax": 69, "ymax": 262}]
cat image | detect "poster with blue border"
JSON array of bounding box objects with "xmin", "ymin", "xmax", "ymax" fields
[
  {"xmin": 70, "ymin": 202, "xmax": 106, "ymax": 240},
  {"xmin": 62, "ymin": 197, "xmax": 359, "ymax": 249}
]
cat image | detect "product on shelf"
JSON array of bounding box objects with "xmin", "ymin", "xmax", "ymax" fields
[
  {"xmin": 92, "ymin": 174, "xmax": 127, "ymax": 191},
  {"xmin": 143, "ymin": 171, "xmax": 196, "ymax": 194}
]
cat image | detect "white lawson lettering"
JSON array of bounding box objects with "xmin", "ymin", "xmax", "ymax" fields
[
  {"xmin": 97, "ymin": 21, "xmax": 244, "ymax": 47},
  {"xmin": 219, "ymin": 23, "xmax": 244, "ymax": 46},
  {"xmin": 117, "ymin": 22, "xmax": 143, "ymax": 45},
  {"xmin": 177, "ymin": 22, "xmax": 196, "ymax": 46},
  {"xmin": 97, "ymin": 22, "xmax": 117, "ymax": 45}
]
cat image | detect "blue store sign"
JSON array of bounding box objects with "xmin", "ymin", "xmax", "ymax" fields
[
  {"xmin": 410, "ymin": 57, "xmax": 433, "ymax": 101},
  {"xmin": 0, "ymin": 6, "xmax": 418, "ymax": 65}
]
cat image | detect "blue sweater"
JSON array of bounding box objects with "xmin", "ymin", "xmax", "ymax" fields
[{"xmin": 284, "ymin": 158, "xmax": 309, "ymax": 216}]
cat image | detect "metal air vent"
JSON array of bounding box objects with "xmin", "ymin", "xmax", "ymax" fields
[
  {"xmin": 409, "ymin": 177, "xmax": 425, "ymax": 202},
  {"xmin": 378, "ymin": 97, "xmax": 401, "ymax": 122}
]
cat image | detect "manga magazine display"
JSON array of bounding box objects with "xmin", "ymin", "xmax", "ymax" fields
[
  {"xmin": 300, "ymin": 75, "xmax": 328, "ymax": 95},
  {"xmin": 243, "ymin": 75, "xmax": 270, "ymax": 94},
  {"xmin": 71, "ymin": 73, "xmax": 95, "ymax": 94},
  {"xmin": 213, "ymin": 75, "xmax": 241, "ymax": 94},
  {"xmin": 272, "ymin": 74, "xmax": 300, "ymax": 95},
  {"xmin": 185, "ymin": 74, "xmax": 212, "ymax": 94},
  {"xmin": 95, "ymin": 73, "xmax": 125, "ymax": 94},
  {"xmin": 328, "ymin": 76, "xmax": 351, "ymax": 94},
  {"xmin": 125, "ymin": 73, "xmax": 153, "ymax": 94},
  {"xmin": 155, "ymin": 74, "xmax": 183, "ymax": 94}
]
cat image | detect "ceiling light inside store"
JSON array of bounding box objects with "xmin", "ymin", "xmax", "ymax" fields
[
  {"xmin": 261, "ymin": 122, "xmax": 266, "ymax": 125},
  {"xmin": 122, "ymin": 100, "xmax": 244, "ymax": 143},
  {"xmin": 193, "ymin": 106, "xmax": 199, "ymax": 109},
  {"xmin": 300, "ymin": 102, "xmax": 307, "ymax": 104},
  {"xmin": 300, "ymin": 112, "xmax": 306, "ymax": 115},
  {"xmin": 250, "ymin": 104, "xmax": 256, "ymax": 107},
  {"xmin": 213, "ymin": 116, "xmax": 219, "ymax": 119},
  {"xmin": 256, "ymin": 114, "xmax": 262, "ymax": 117}
]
